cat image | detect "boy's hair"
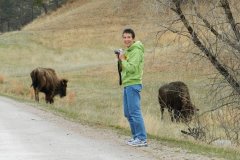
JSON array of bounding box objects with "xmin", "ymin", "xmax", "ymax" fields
[{"xmin": 122, "ymin": 28, "xmax": 135, "ymax": 39}]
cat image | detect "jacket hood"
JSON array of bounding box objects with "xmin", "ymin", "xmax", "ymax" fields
[{"xmin": 127, "ymin": 41, "xmax": 144, "ymax": 52}]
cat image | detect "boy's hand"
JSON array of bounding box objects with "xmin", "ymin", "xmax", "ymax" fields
[{"xmin": 119, "ymin": 53, "xmax": 126, "ymax": 61}]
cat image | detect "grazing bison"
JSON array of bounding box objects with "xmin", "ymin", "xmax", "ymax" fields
[
  {"xmin": 30, "ymin": 67, "xmax": 68, "ymax": 104},
  {"xmin": 158, "ymin": 81, "xmax": 198, "ymax": 122}
]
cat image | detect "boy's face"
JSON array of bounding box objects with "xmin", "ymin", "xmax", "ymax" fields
[{"xmin": 122, "ymin": 33, "xmax": 134, "ymax": 48}]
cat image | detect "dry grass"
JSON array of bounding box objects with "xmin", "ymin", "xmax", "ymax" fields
[
  {"xmin": 0, "ymin": 75, "xmax": 5, "ymax": 84},
  {"xmin": 66, "ymin": 91, "xmax": 77, "ymax": 105},
  {"xmin": 10, "ymin": 80, "xmax": 25, "ymax": 95}
]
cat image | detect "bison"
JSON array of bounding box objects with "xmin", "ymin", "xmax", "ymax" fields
[
  {"xmin": 158, "ymin": 81, "xmax": 198, "ymax": 122},
  {"xmin": 30, "ymin": 67, "xmax": 68, "ymax": 104}
]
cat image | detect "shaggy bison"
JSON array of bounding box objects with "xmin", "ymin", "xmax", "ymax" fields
[
  {"xmin": 30, "ymin": 67, "xmax": 68, "ymax": 104},
  {"xmin": 158, "ymin": 81, "xmax": 198, "ymax": 122}
]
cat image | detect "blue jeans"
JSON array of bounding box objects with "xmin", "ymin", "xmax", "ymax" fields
[{"xmin": 123, "ymin": 84, "xmax": 147, "ymax": 141}]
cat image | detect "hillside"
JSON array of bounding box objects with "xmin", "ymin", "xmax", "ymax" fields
[
  {"xmin": 23, "ymin": 0, "xmax": 159, "ymax": 48},
  {"xmin": 21, "ymin": 0, "xmax": 209, "ymax": 73}
]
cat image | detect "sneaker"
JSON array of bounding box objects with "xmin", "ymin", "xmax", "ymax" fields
[
  {"xmin": 127, "ymin": 138, "xmax": 148, "ymax": 147},
  {"xmin": 127, "ymin": 138, "xmax": 135, "ymax": 143}
]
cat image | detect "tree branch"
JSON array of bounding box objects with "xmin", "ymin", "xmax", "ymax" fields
[
  {"xmin": 172, "ymin": 0, "xmax": 240, "ymax": 95},
  {"xmin": 193, "ymin": 3, "xmax": 240, "ymax": 53},
  {"xmin": 220, "ymin": 0, "xmax": 240, "ymax": 41}
]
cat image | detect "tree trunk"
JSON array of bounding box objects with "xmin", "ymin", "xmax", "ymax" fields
[{"xmin": 42, "ymin": 3, "xmax": 48, "ymax": 14}]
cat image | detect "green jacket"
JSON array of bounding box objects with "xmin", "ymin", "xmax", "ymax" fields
[{"xmin": 121, "ymin": 41, "xmax": 144, "ymax": 87}]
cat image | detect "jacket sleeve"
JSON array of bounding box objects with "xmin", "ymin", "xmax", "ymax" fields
[{"xmin": 121, "ymin": 49, "xmax": 143, "ymax": 73}]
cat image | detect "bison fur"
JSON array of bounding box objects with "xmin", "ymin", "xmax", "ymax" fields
[
  {"xmin": 30, "ymin": 67, "xmax": 68, "ymax": 104},
  {"xmin": 158, "ymin": 81, "xmax": 199, "ymax": 122}
]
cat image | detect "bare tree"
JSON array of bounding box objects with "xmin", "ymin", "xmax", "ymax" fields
[{"xmin": 156, "ymin": 0, "xmax": 240, "ymax": 109}]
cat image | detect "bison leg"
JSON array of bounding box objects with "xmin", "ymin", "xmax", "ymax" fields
[
  {"xmin": 45, "ymin": 96, "xmax": 49, "ymax": 103},
  {"xmin": 49, "ymin": 98, "xmax": 54, "ymax": 104},
  {"xmin": 174, "ymin": 110, "xmax": 181, "ymax": 123},
  {"xmin": 45, "ymin": 94, "xmax": 51, "ymax": 103},
  {"xmin": 49, "ymin": 93, "xmax": 55, "ymax": 104},
  {"xmin": 159, "ymin": 99, "xmax": 166, "ymax": 121},
  {"xmin": 45, "ymin": 94, "xmax": 54, "ymax": 104},
  {"xmin": 160, "ymin": 106, "xmax": 164, "ymax": 120},
  {"xmin": 168, "ymin": 108, "xmax": 174, "ymax": 122},
  {"xmin": 34, "ymin": 89, "xmax": 39, "ymax": 102}
]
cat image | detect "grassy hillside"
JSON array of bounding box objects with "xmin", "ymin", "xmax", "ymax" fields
[{"xmin": 0, "ymin": 0, "xmax": 239, "ymax": 158}]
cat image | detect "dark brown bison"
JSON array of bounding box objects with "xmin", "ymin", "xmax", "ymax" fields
[
  {"xmin": 30, "ymin": 67, "xmax": 68, "ymax": 104},
  {"xmin": 158, "ymin": 81, "xmax": 199, "ymax": 122}
]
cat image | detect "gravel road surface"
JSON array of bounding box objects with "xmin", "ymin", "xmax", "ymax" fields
[{"xmin": 0, "ymin": 96, "xmax": 223, "ymax": 160}]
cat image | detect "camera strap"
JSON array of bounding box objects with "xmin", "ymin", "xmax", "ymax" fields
[{"xmin": 117, "ymin": 60, "xmax": 122, "ymax": 85}]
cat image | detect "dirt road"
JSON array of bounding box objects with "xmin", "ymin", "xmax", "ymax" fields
[{"xmin": 0, "ymin": 96, "xmax": 223, "ymax": 160}]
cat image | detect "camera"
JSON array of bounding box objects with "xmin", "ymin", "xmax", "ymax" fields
[{"xmin": 114, "ymin": 48, "xmax": 123, "ymax": 55}]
